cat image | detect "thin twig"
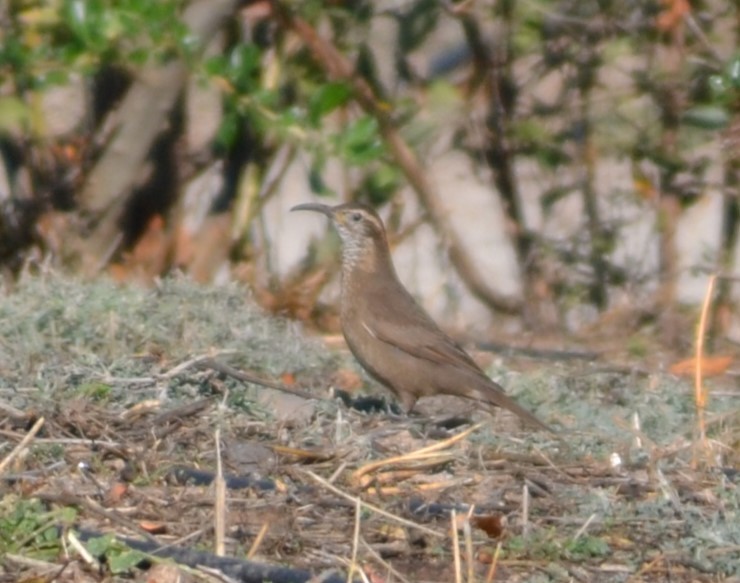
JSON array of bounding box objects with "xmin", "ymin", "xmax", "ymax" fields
[
  {"xmin": 164, "ymin": 353, "xmax": 237, "ymax": 379},
  {"xmin": 214, "ymin": 428, "xmax": 226, "ymax": 557},
  {"xmin": 451, "ymin": 510, "xmax": 462, "ymax": 583},
  {"xmin": 37, "ymin": 492, "xmax": 159, "ymax": 544},
  {"xmin": 199, "ymin": 358, "xmax": 320, "ymax": 401},
  {"xmin": 66, "ymin": 530, "xmax": 99, "ymax": 568},
  {"xmin": 0, "ymin": 433, "xmax": 121, "ymax": 448},
  {"xmin": 347, "ymin": 498, "xmax": 362, "ymax": 583},
  {"xmin": 694, "ymin": 274, "xmax": 716, "ymax": 466},
  {"xmin": 463, "ymin": 508, "xmax": 474, "ymax": 583},
  {"xmin": 485, "ymin": 541, "xmax": 502, "ymax": 583},
  {"xmin": 352, "ymin": 423, "xmax": 483, "ymax": 483},
  {"xmin": 360, "ymin": 538, "xmax": 411, "ymax": 583},
  {"xmin": 0, "ymin": 417, "xmax": 45, "ymax": 475},
  {"xmin": 303, "ymin": 470, "xmax": 443, "ymax": 538},
  {"xmin": 521, "ymin": 484, "xmax": 530, "ymax": 538},
  {"xmin": 684, "ymin": 13, "xmax": 724, "ymax": 63},
  {"xmin": 246, "ymin": 522, "xmax": 269, "ymax": 560},
  {"xmin": 573, "ymin": 512, "xmax": 597, "ymax": 541},
  {"xmin": 3, "ymin": 553, "xmax": 64, "ymax": 576},
  {"xmin": 101, "ymin": 351, "xmax": 239, "ymax": 386}
]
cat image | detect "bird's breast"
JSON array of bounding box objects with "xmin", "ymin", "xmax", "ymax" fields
[{"xmin": 341, "ymin": 310, "xmax": 395, "ymax": 387}]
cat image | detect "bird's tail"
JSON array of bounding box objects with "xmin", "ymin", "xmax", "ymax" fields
[{"xmin": 467, "ymin": 379, "xmax": 555, "ymax": 433}]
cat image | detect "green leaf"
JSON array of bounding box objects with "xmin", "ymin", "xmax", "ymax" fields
[
  {"xmin": 335, "ymin": 116, "xmax": 383, "ymax": 165},
  {"xmin": 727, "ymin": 53, "xmax": 740, "ymax": 88},
  {"xmin": 128, "ymin": 47, "xmax": 149, "ymax": 66},
  {"xmin": 363, "ymin": 164, "xmax": 401, "ymax": 205},
  {"xmin": 84, "ymin": 533, "xmax": 148, "ymax": 574},
  {"xmin": 308, "ymin": 165, "xmax": 334, "ymax": 196},
  {"xmin": 308, "ymin": 82, "xmax": 352, "ymax": 126},
  {"xmin": 0, "ymin": 97, "xmax": 31, "ymax": 133},
  {"xmin": 564, "ymin": 535, "xmax": 610, "ymax": 559},
  {"xmin": 682, "ymin": 106, "xmax": 730, "ymax": 130},
  {"xmin": 306, "ymin": 147, "xmax": 329, "ymax": 195},
  {"xmin": 65, "ymin": 0, "xmax": 89, "ymax": 31},
  {"xmin": 398, "ymin": 0, "xmax": 439, "ymax": 53},
  {"xmin": 108, "ymin": 549, "xmax": 148, "ymax": 574},
  {"xmin": 227, "ymin": 44, "xmax": 260, "ymax": 92},
  {"xmin": 63, "ymin": 0, "xmax": 106, "ymax": 51},
  {"xmin": 215, "ymin": 108, "xmax": 241, "ymax": 150},
  {"xmin": 541, "ymin": 185, "xmax": 575, "ymax": 212},
  {"xmin": 347, "ymin": 116, "xmax": 377, "ymax": 143},
  {"xmin": 709, "ymin": 74, "xmax": 728, "ymax": 100},
  {"xmin": 203, "ymin": 55, "xmax": 228, "ymax": 77},
  {"xmin": 76, "ymin": 382, "xmax": 112, "ymax": 400},
  {"xmin": 84, "ymin": 534, "xmax": 117, "ymax": 557},
  {"xmin": 57, "ymin": 507, "xmax": 78, "ymax": 525}
]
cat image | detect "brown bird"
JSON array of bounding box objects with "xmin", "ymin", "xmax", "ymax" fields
[{"xmin": 291, "ymin": 202, "xmax": 552, "ymax": 432}]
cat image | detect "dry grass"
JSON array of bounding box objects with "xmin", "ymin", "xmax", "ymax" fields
[{"xmin": 0, "ymin": 275, "xmax": 738, "ymax": 582}]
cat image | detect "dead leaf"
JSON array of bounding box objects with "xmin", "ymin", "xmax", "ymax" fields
[
  {"xmin": 280, "ymin": 372, "xmax": 296, "ymax": 386},
  {"xmin": 656, "ymin": 0, "xmax": 690, "ymax": 32},
  {"xmin": 105, "ymin": 482, "xmax": 128, "ymax": 505},
  {"xmin": 184, "ymin": 213, "xmax": 232, "ymax": 283},
  {"xmin": 471, "ymin": 514, "xmax": 507, "ymax": 539},
  {"xmin": 669, "ymin": 355, "xmax": 732, "ymax": 377},
  {"xmin": 109, "ymin": 214, "xmax": 169, "ymax": 284},
  {"xmin": 331, "ymin": 368, "xmax": 362, "ymax": 392},
  {"xmin": 139, "ymin": 521, "xmax": 168, "ymax": 535},
  {"xmin": 377, "ymin": 524, "xmax": 407, "ymax": 542},
  {"xmin": 121, "ymin": 399, "xmax": 161, "ymax": 421}
]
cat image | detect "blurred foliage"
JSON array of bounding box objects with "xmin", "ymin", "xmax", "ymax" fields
[
  {"xmin": 691, "ymin": 52, "xmax": 740, "ymax": 129},
  {"xmin": 0, "ymin": 496, "xmax": 74, "ymax": 561},
  {"xmin": 1, "ymin": 0, "xmax": 189, "ymax": 91},
  {"xmin": 84, "ymin": 535, "xmax": 150, "ymax": 575},
  {"xmin": 0, "ymin": 0, "xmax": 738, "ymax": 324}
]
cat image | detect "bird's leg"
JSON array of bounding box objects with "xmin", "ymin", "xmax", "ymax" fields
[{"xmin": 397, "ymin": 391, "xmax": 418, "ymax": 414}]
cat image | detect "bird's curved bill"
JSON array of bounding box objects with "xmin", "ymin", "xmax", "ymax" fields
[{"xmin": 290, "ymin": 203, "xmax": 333, "ymax": 216}]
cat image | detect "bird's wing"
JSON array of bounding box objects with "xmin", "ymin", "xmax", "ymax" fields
[
  {"xmin": 359, "ymin": 280, "xmax": 555, "ymax": 433},
  {"xmin": 361, "ymin": 284, "xmax": 485, "ymax": 373}
]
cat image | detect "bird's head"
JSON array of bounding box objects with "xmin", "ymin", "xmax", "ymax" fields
[{"xmin": 291, "ymin": 202, "xmax": 389, "ymax": 270}]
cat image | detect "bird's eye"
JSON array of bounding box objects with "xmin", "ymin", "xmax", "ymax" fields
[{"xmin": 351, "ymin": 212, "xmax": 362, "ymax": 222}]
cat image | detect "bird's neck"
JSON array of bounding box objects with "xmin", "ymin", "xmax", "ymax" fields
[{"xmin": 340, "ymin": 237, "xmax": 398, "ymax": 294}]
